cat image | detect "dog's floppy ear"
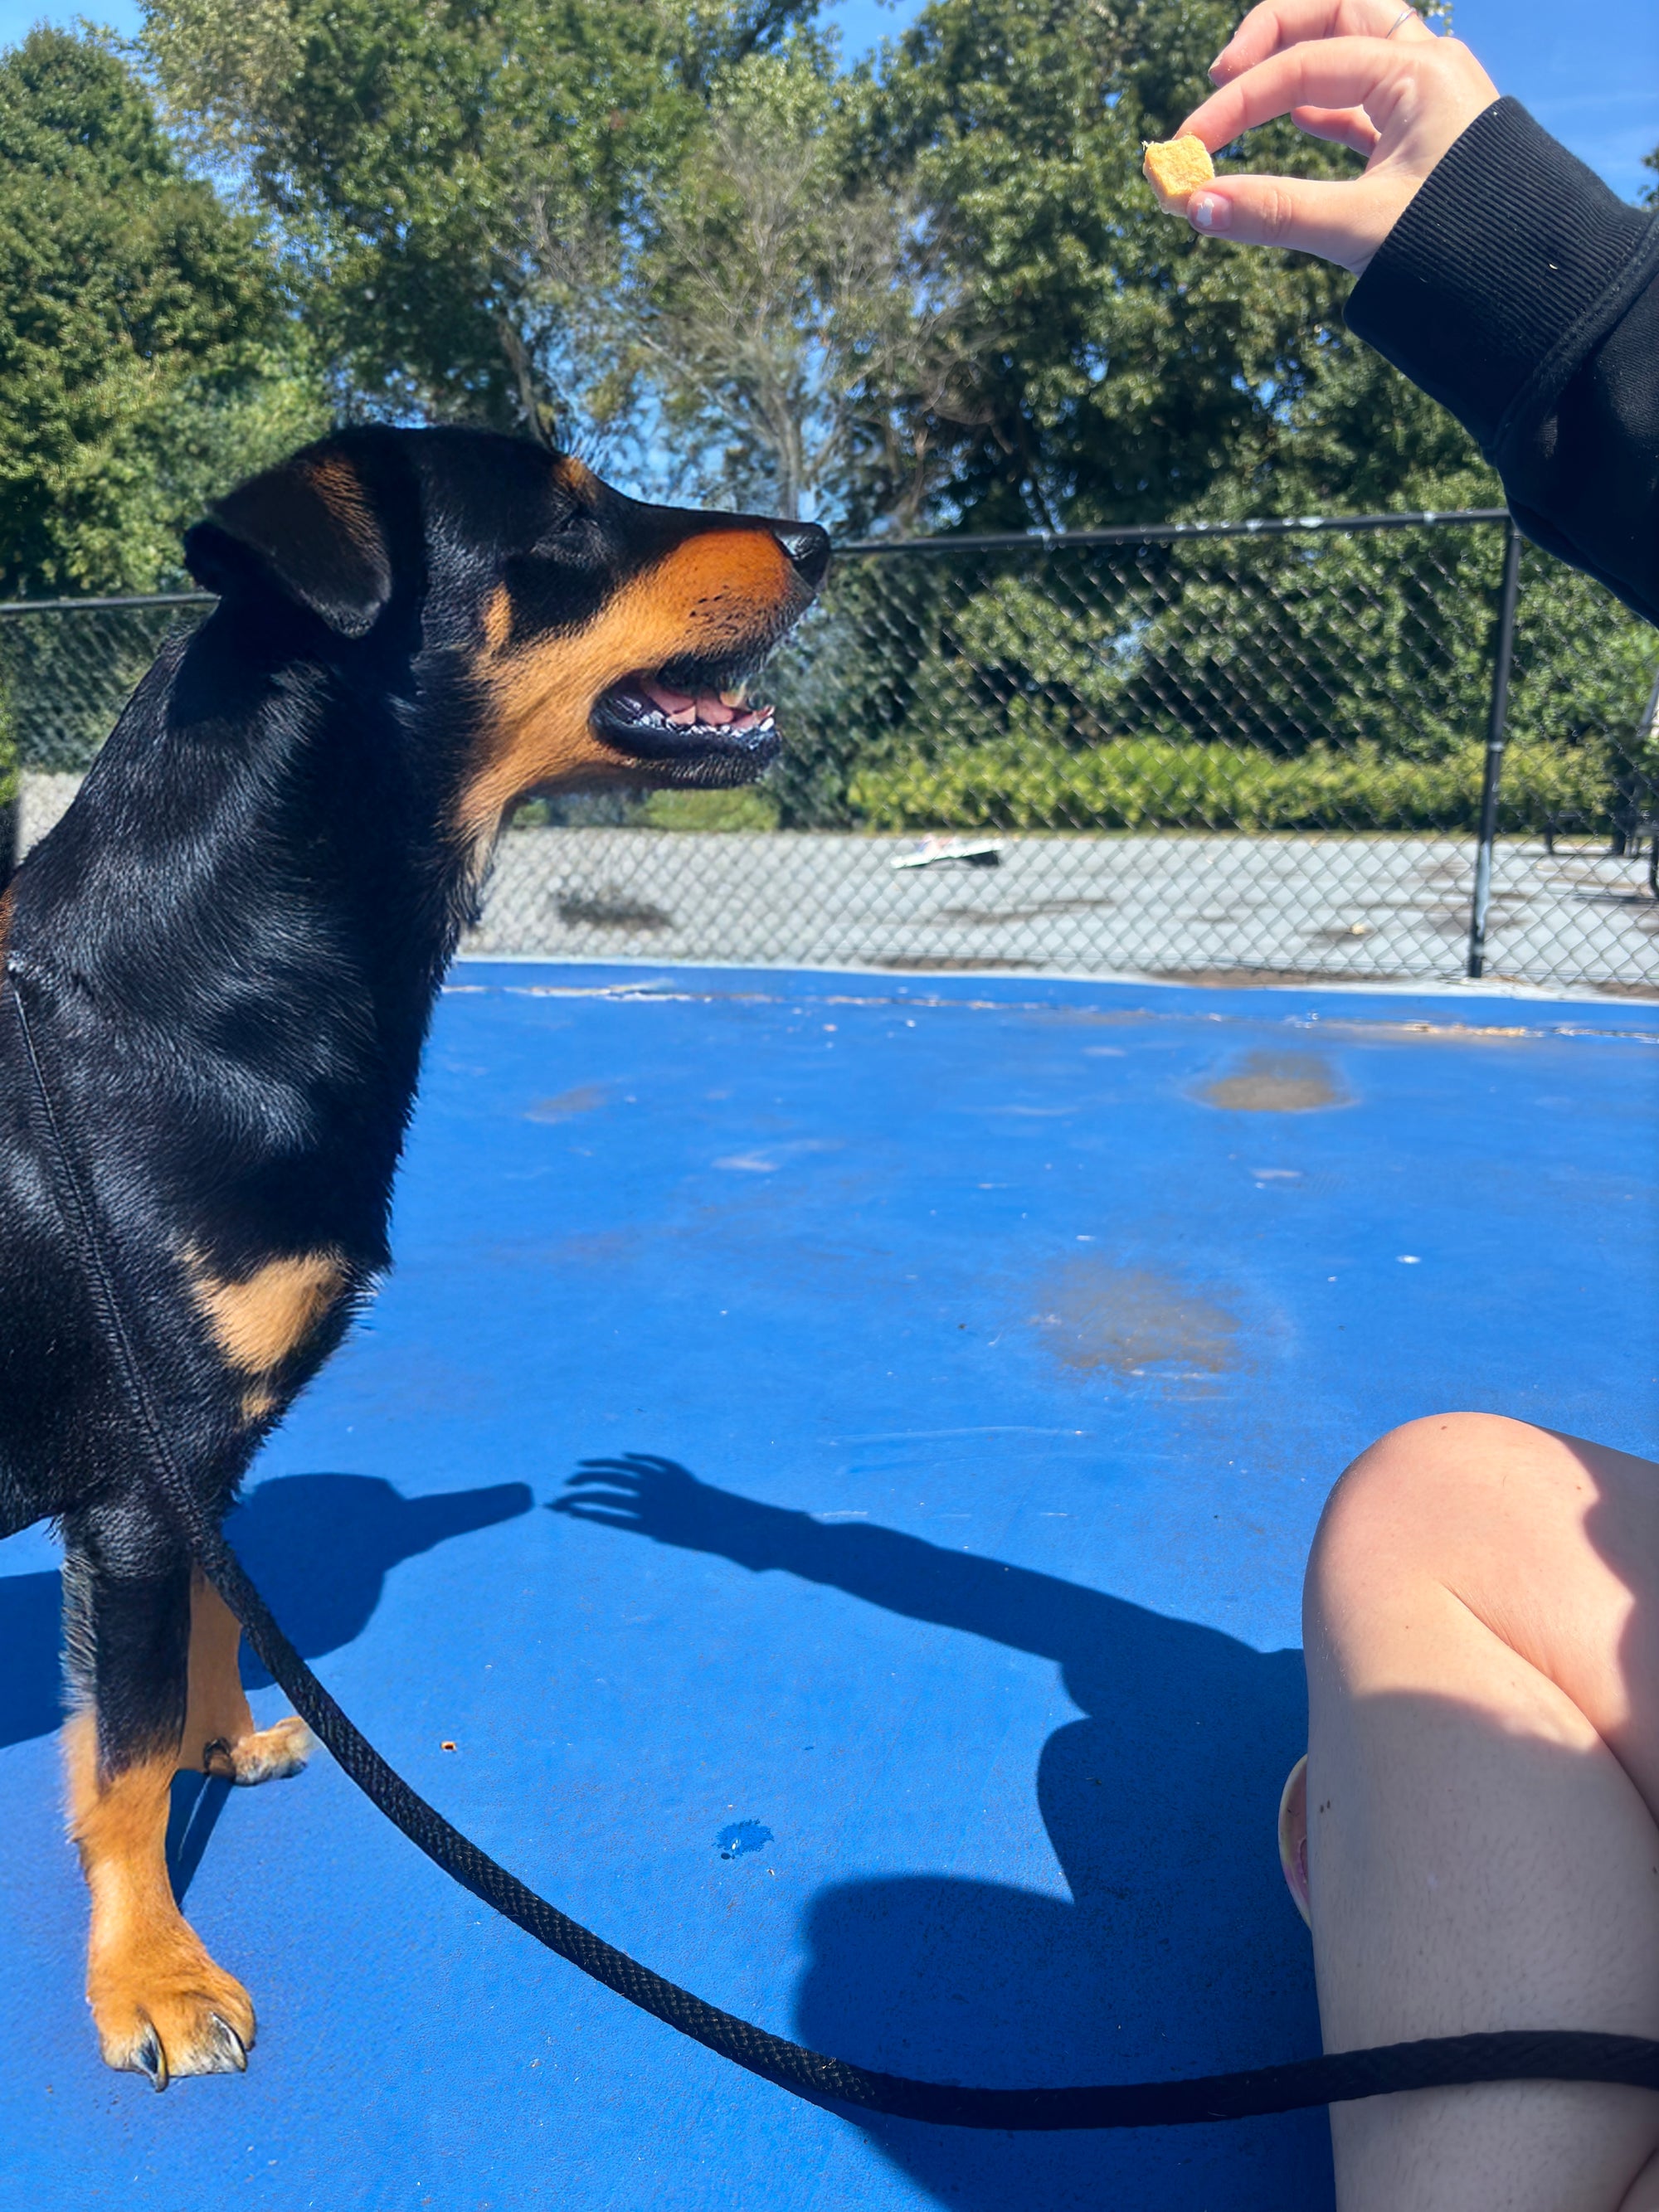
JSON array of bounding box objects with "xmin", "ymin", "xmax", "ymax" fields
[{"xmin": 185, "ymin": 445, "xmax": 393, "ymax": 639}]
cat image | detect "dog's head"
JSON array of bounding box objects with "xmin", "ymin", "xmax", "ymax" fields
[{"xmin": 184, "ymin": 427, "xmax": 829, "ymax": 842}]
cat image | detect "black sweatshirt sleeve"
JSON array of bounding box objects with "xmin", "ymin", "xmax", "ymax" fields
[{"xmin": 1345, "ymin": 96, "xmax": 1659, "ymax": 630}]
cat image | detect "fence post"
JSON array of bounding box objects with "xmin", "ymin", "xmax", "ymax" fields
[{"xmin": 1466, "ymin": 515, "xmax": 1524, "ymax": 980}]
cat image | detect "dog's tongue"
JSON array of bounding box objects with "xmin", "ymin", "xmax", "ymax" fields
[{"xmin": 641, "ymin": 672, "xmax": 765, "ymax": 734}]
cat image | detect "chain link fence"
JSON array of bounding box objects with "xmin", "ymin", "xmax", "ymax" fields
[{"xmin": 3, "ymin": 513, "xmax": 1657, "ymax": 994}]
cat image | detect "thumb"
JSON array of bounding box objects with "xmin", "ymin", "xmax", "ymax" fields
[{"xmin": 1187, "ymin": 172, "xmax": 1404, "ymax": 275}]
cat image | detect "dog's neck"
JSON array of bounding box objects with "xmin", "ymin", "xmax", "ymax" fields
[{"xmin": 10, "ymin": 601, "xmax": 504, "ymax": 1255}]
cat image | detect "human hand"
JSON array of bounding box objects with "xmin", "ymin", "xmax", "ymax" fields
[{"xmin": 1175, "ymin": 2, "xmax": 1500, "ymax": 275}]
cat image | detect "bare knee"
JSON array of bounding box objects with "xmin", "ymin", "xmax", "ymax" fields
[
  {"xmin": 1306, "ymin": 1415, "xmax": 1561, "ymax": 1651},
  {"xmin": 1309, "ymin": 1415, "xmax": 1654, "ymax": 1707},
  {"xmin": 1316, "ymin": 1407, "xmax": 1536, "ymax": 1557}
]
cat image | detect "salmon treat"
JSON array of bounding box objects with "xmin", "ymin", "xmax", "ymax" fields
[{"xmin": 1141, "ymin": 135, "xmax": 1215, "ymax": 216}]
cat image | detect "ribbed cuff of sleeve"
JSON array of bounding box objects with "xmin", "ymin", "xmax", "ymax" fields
[{"xmin": 1345, "ymin": 97, "xmax": 1659, "ymax": 456}]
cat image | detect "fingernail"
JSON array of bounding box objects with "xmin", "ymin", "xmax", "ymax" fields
[
  {"xmin": 1208, "ymin": 44, "xmax": 1234, "ymax": 81},
  {"xmin": 1189, "ymin": 192, "xmax": 1227, "ymax": 233}
]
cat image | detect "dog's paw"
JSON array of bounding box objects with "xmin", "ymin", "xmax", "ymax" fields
[
  {"xmin": 90, "ymin": 1932, "xmax": 256, "ymax": 2090},
  {"xmin": 203, "ymin": 1715, "xmax": 316, "ymax": 1787}
]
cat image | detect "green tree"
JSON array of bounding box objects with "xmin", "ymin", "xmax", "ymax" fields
[
  {"xmin": 142, "ymin": 0, "xmax": 1497, "ymax": 527},
  {"xmin": 849, "ymin": 0, "xmax": 1495, "ymax": 531},
  {"xmin": 769, "ymin": 0, "xmax": 1650, "ymax": 830},
  {"xmin": 128, "ymin": 0, "xmax": 1651, "ymax": 841},
  {"xmin": 0, "ymin": 26, "xmax": 320, "ymax": 596},
  {"xmin": 143, "ymin": 0, "xmax": 819, "ymax": 442},
  {"xmin": 580, "ymin": 39, "xmax": 981, "ymax": 523}
]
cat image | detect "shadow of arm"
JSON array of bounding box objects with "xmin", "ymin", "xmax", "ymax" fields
[{"xmin": 553, "ymin": 1454, "xmax": 1090, "ymax": 1666}]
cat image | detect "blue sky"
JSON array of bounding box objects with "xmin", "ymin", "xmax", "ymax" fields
[{"xmin": 4, "ymin": 0, "xmax": 1656, "ymax": 203}]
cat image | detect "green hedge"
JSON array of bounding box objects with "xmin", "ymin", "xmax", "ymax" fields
[
  {"xmin": 849, "ymin": 734, "xmax": 1618, "ymax": 834},
  {"xmin": 771, "ymin": 532, "xmax": 1658, "ymax": 831}
]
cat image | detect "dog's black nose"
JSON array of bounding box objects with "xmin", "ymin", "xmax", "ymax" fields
[{"xmin": 774, "ymin": 522, "xmax": 831, "ymax": 591}]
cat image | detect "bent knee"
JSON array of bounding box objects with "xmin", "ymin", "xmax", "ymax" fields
[{"xmin": 1305, "ymin": 1412, "xmax": 1573, "ymax": 1642}]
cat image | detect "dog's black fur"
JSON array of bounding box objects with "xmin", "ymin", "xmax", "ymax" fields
[{"xmin": 0, "ymin": 425, "xmax": 826, "ymax": 2084}]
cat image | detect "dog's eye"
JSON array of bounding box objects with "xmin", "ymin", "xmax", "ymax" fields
[{"xmin": 532, "ymin": 498, "xmax": 587, "ymax": 551}]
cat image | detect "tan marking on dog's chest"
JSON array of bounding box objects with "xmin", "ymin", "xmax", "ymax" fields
[
  {"xmin": 187, "ymin": 1248, "xmax": 348, "ymax": 1374},
  {"xmin": 481, "ymin": 583, "xmax": 513, "ymax": 654}
]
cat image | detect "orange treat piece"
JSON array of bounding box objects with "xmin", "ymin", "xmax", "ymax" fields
[{"xmin": 1141, "ymin": 135, "xmax": 1215, "ymax": 216}]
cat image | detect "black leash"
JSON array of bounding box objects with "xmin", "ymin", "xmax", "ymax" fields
[{"xmin": 13, "ymin": 963, "xmax": 1659, "ymax": 2127}]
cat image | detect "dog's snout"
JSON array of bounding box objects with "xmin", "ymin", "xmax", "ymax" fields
[{"xmin": 774, "ymin": 522, "xmax": 831, "ymax": 591}]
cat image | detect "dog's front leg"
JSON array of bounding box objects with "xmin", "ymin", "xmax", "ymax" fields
[
  {"xmin": 180, "ymin": 1571, "xmax": 314, "ymax": 1785},
  {"xmin": 62, "ymin": 1524, "xmax": 255, "ymax": 2088}
]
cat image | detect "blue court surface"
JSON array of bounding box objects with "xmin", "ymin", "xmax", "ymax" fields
[{"xmin": 1, "ymin": 962, "xmax": 1655, "ymax": 2211}]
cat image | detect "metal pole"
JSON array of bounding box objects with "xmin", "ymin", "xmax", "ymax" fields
[{"xmin": 1466, "ymin": 516, "xmax": 1524, "ymax": 980}]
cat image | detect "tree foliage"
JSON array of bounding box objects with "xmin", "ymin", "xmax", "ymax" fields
[
  {"xmin": 849, "ymin": 0, "xmax": 1503, "ymax": 529},
  {"xmin": 142, "ymin": 0, "xmax": 819, "ymax": 440},
  {"xmin": 0, "ymin": 0, "xmax": 1611, "ymax": 546},
  {"xmin": 141, "ymin": 0, "xmax": 1505, "ymax": 532},
  {"xmin": 0, "ymin": 27, "xmax": 320, "ymax": 595},
  {"xmin": 6, "ymin": 0, "xmax": 1647, "ymax": 839},
  {"xmin": 573, "ymin": 42, "xmax": 985, "ymax": 523}
]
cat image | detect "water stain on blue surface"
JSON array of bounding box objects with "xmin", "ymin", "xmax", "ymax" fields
[
  {"xmin": 1199, "ymin": 1052, "xmax": 1349, "ymax": 1112},
  {"xmin": 1034, "ymin": 1257, "xmax": 1239, "ymax": 1376},
  {"xmin": 717, "ymin": 1821, "xmax": 773, "ymax": 1860},
  {"xmin": 525, "ymin": 1082, "xmax": 609, "ymax": 1122}
]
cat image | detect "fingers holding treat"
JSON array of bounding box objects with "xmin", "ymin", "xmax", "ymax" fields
[
  {"xmin": 1191, "ymin": 8, "xmax": 1496, "ymax": 160},
  {"xmin": 1185, "ymin": 169, "xmax": 1407, "ymax": 268},
  {"xmin": 1209, "ymin": 0, "xmax": 1434, "ymax": 85},
  {"xmin": 1180, "ymin": 35, "xmax": 1427, "ymax": 153},
  {"xmin": 1168, "ymin": 15, "xmax": 1498, "ymax": 274},
  {"xmin": 1290, "ymin": 102, "xmax": 1381, "ymax": 158}
]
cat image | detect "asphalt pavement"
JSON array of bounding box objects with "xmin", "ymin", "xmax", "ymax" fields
[{"xmin": 466, "ymin": 825, "xmax": 1658, "ymax": 994}]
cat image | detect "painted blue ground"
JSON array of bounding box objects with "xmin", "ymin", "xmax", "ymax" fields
[{"xmin": 0, "ymin": 963, "xmax": 1655, "ymax": 2211}]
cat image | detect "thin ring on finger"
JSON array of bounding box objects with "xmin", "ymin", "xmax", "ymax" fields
[{"xmin": 1384, "ymin": 5, "xmax": 1420, "ymax": 35}]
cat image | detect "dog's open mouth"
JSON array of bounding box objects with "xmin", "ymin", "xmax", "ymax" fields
[{"xmin": 591, "ymin": 663, "xmax": 781, "ymax": 783}]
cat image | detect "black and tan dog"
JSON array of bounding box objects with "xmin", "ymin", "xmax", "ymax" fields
[{"xmin": 0, "ymin": 427, "xmax": 827, "ymax": 2088}]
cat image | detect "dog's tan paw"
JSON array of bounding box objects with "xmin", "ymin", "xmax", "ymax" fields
[
  {"xmin": 203, "ymin": 1715, "xmax": 315, "ymax": 1786},
  {"xmin": 90, "ymin": 1935, "xmax": 256, "ymax": 2090}
]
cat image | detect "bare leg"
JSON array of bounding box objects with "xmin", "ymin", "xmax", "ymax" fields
[{"xmin": 1301, "ymin": 1414, "xmax": 1659, "ymax": 2210}]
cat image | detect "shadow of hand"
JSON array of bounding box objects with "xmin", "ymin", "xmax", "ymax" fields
[{"xmin": 552, "ymin": 1454, "xmax": 805, "ymax": 1573}]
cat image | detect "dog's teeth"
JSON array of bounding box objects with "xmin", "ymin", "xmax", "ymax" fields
[{"xmin": 718, "ymin": 686, "xmax": 748, "ymax": 708}]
